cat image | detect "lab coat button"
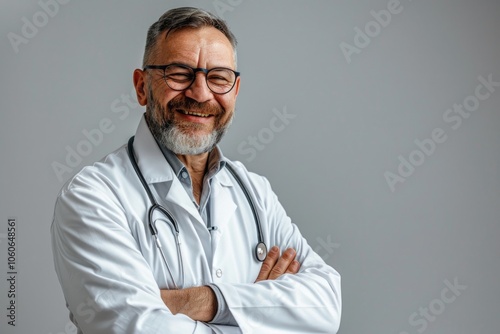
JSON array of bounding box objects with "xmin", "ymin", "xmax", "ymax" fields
[
  {"xmin": 181, "ymin": 171, "xmax": 188, "ymax": 179},
  {"xmin": 216, "ymin": 268, "xmax": 223, "ymax": 278}
]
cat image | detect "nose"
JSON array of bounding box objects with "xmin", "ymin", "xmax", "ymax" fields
[{"xmin": 184, "ymin": 72, "xmax": 213, "ymax": 103}]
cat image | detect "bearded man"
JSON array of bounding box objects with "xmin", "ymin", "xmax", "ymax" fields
[{"xmin": 51, "ymin": 7, "xmax": 341, "ymax": 334}]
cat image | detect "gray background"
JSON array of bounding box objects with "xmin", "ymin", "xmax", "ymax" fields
[{"xmin": 1, "ymin": 0, "xmax": 499, "ymax": 333}]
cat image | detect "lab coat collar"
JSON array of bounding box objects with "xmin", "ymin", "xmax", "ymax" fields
[
  {"xmin": 133, "ymin": 115, "xmax": 176, "ymax": 184},
  {"xmin": 214, "ymin": 161, "xmax": 233, "ymax": 187}
]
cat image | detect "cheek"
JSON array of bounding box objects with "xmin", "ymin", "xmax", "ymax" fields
[
  {"xmin": 162, "ymin": 91, "xmax": 183, "ymax": 105},
  {"xmin": 150, "ymin": 90, "xmax": 181, "ymax": 113},
  {"xmin": 216, "ymin": 94, "xmax": 237, "ymax": 113}
]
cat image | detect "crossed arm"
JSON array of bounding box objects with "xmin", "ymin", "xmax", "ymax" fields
[
  {"xmin": 161, "ymin": 246, "xmax": 300, "ymax": 322},
  {"xmin": 53, "ymin": 171, "xmax": 340, "ymax": 332}
]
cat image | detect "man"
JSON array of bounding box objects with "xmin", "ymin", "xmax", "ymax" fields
[{"xmin": 51, "ymin": 7, "xmax": 341, "ymax": 334}]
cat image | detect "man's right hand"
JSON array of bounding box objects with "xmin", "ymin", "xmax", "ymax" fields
[{"xmin": 254, "ymin": 246, "xmax": 301, "ymax": 282}]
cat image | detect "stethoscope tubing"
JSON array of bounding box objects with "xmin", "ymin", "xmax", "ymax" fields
[
  {"xmin": 128, "ymin": 137, "xmax": 184, "ymax": 288},
  {"xmin": 127, "ymin": 135, "xmax": 267, "ymax": 288},
  {"xmin": 225, "ymin": 163, "xmax": 267, "ymax": 262}
]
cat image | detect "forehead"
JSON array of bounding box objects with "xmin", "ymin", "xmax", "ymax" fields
[{"xmin": 154, "ymin": 26, "xmax": 235, "ymax": 68}]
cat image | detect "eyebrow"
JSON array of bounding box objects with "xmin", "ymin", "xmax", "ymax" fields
[{"xmin": 155, "ymin": 61, "xmax": 236, "ymax": 70}]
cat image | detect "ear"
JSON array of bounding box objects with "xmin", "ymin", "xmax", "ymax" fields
[
  {"xmin": 133, "ymin": 69, "xmax": 148, "ymax": 106},
  {"xmin": 233, "ymin": 75, "xmax": 241, "ymax": 97}
]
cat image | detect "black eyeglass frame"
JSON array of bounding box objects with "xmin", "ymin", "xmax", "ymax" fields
[{"xmin": 143, "ymin": 63, "xmax": 241, "ymax": 95}]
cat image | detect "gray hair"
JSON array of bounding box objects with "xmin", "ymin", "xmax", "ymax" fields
[{"xmin": 142, "ymin": 7, "xmax": 238, "ymax": 68}]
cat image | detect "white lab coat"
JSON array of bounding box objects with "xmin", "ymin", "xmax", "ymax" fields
[{"xmin": 51, "ymin": 116, "xmax": 341, "ymax": 334}]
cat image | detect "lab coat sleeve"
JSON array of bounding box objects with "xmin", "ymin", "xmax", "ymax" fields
[
  {"xmin": 214, "ymin": 175, "xmax": 342, "ymax": 333},
  {"xmin": 51, "ymin": 177, "xmax": 215, "ymax": 334}
]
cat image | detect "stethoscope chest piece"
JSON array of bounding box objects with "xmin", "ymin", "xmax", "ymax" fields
[
  {"xmin": 256, "ymin": 242, "xmax": 267, "ymax": 262},
  {"xmin": 128, "ymin": 135, "xmax": 268, "ymax": 285}
]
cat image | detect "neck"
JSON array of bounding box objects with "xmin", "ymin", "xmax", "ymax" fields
[
  {"xmin": 177, "ymin": 152, "xmax": 209, "ymax": 204},
  {"xmin": 176, "ymin": 152, "xmax": 209, "ymax": 178}
]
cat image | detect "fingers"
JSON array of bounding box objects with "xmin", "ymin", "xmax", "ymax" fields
[
  {"xmin": 254, "ymin": 246, "xmax": 301, "ymax": 283},
  {"xmin": 285, "ymin": 259, "xmax": 301, "ymax": 275},
  {"xmin": 268, "ymin": 248, "xmax": 297, "ymax": 280},
  {"xmin": 254, "ymin": 246, "xmax": 280, "ymax": 282}
]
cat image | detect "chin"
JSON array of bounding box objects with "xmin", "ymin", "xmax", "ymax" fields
[{"xmin": 160, "ymin": 128, "xmax": 219, "ymax": 156}]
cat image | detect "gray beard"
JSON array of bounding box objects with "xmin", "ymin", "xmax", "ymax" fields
[
  {"xmin": 149, "ymin": 116, "xmax": 232, "ymax": 155},
  {"xmin": 145, "ymin": 82, "xmax": 233, "ymax": 155}
]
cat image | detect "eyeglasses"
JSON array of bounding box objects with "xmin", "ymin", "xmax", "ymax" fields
[{"xmin": 144, "ymin": 63, "xmax": 240, "ymax": 95}]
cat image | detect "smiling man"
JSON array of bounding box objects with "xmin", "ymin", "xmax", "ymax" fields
[{"xmin": 51, "ymin": 7, "xmax": 341, "ymax": 334}]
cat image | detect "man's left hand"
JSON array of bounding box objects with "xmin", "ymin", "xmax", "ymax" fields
[
  {"xmin": 160, "ymin": 245, "xmax": 301, "ymax": 322},
  {"xmin": 254, "ymin": 246, "xmax": 301, "ymax": 282}
]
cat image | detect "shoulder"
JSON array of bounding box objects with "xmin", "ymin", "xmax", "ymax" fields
[
  {"xmin": 224, "ymin": 159, "xmax": 271, "ymax": 190},
  {"xmin": 221, "ymin": 159, "xmax": 278, "ymax": 210},
  {"xmin": 57, "ymin": 144, "xmax": 130, "ymax": 201}
]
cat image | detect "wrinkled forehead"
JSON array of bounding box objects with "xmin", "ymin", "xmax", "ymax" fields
[{"xmin": 153, "ymin": 27, "xmax": 236, "ymax": 68}]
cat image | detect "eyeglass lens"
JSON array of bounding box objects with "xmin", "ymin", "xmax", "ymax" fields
[{"xmin": 164, "ymin": 65, "xmax": 236, "ymax": 94}]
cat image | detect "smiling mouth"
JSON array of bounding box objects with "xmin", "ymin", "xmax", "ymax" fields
[{"xmin": 177, "ymin": 109, "xmax": 213, "ymax": 118}]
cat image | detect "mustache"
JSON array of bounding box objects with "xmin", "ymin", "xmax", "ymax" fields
[{"xmin": 167, "ymin": 96, "xmax": 225, "ymax": 115}]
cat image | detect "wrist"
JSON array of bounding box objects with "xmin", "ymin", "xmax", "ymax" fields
[
  {"xmin": 191, "ymin": 286, "xmax": 217, "ymax": 322},
  {"xmin": 161, "ymin": 286, "xmax": 217, "ymax": 322}
]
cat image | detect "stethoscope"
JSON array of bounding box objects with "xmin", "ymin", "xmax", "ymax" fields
[{"xmin": 127, "ymin": 136, "xmax": 267, "ymax": 289}]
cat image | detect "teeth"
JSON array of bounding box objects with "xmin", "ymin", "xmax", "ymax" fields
[
  {"xmin": 188, "ymin": 112, "xmax": 210, "ymax": 117},
  {"xmin": 179, "ymin": 110, "xmax": 211, "ymax": 117}
]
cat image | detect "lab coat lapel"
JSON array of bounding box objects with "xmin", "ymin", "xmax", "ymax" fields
[
  {"xmin": 210, "ymin": 171, "xmax": 237, "ymax": 252},
  {"xmin": 161, "ymin": 178, "xmax": 204, "ymax": 226}
]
